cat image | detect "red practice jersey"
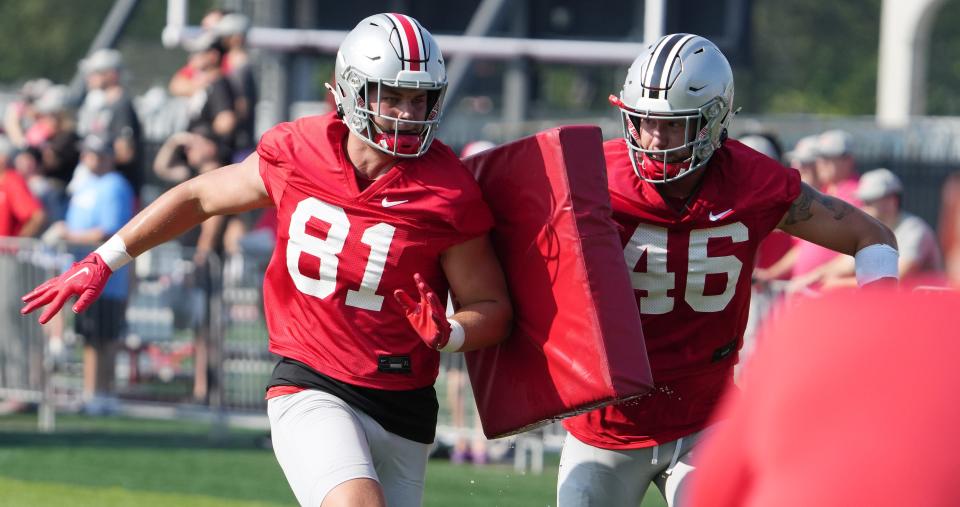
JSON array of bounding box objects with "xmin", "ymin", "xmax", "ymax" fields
[
  {"xmin": 563, "ymin": 138, "xmax": 801, "ymax": 449},
  {"xmin": 257, "ymin": 113, "xmax": 493, "ymax": 391}
]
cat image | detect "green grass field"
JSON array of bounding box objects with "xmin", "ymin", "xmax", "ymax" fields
[{"xmin": 0, "ymin": 412, "xmax": 666, "ymax": 506}]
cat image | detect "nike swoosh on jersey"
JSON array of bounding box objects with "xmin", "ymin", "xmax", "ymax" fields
[
  {"xmin": 381, "ymin": 197, "xmax": 409, "ymax": 208},
  {"xmin": 65, "ymin": 266, "xmax": 91, "ymax": 283},
  {"xmin": 708, "ymin": 209, "xmax": 734, "ymax": 221}
]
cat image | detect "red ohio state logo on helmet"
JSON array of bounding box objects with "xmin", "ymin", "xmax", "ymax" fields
[{"xmin": 386, "ymin": 13, "xmax": 427, "ymax": 71}]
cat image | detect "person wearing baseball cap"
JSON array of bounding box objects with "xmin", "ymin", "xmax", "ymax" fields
[
  {"xmin": 786, "ymin": 168, "xmax": 943, "ymax": 289},
  {"xmin": 213, "ymin": 12, "xmax": 257, "ymax": 161},
  {"xmin": 857, "ymin": 168, "xmax": 943, "ymax": 282},
  {"xmin": 77, "ymin": 48, "xmax": 143, "ymax": 197},
  {"xmin": 785, "ymin": 134, "xmax": 820, "ymax": 187},
  {"xmin": 815, "ymin": 129, "xmax": 859, "ymax": 197},
  {"xmin": 41, "ymin": 133, "xmax": 134, "ymax": 413}
]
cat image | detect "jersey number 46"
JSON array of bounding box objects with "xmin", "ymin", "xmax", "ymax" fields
[{"xmin": 625, "ymin": 222, "xmax": 749, "ymax": 314}]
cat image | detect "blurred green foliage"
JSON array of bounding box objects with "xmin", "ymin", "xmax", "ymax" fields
[
  {"xmin": 0, "ymin": 0, "xmax": 214, "ymax": 86},
  {"xmin": 0, "ymin": 1, "xmax": 113, "ymax": 83},
  {"xmin": 741, "ymin": 0, "xmax": 883, "ymax": 115},
  {"xmin": 926, "ymin": 0, "xmax": 960, "ymax": 115}
]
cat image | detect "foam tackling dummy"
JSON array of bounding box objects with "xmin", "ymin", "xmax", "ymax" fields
[{"xmin": 462, "ymin": 126, "xmax": 653, "ymax": 438}]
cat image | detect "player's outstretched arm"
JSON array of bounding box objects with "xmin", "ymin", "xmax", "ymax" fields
[
  {"xmin": 121, "ymin": 152, "xmax": 271, "ymax": 257},
  {"xmin": 777, "ymin": 182, "xmax": 899, "ymax": 285},
  {"xmin": 394, "ymin": 234, "xmax": 512, "ymax": 352},
  {"xmin": 21, "ymin": 152, "xmax": 272, "ymax": 323}
]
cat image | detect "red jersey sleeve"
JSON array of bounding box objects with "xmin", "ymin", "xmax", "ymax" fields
[
  {"xmin": 723, "ymin": 139, "xmax": 802, "ymax": 236},
  {"xmin": 257, "ymin": 122, "xmax": 298, "ymax": 206},
  {"xmin": 446, "ymin": 170, "xmax": 493, "ymax": 241},
  {"xmin": 423, "ymin": 143, "xmax": 494, "ymax": 249}
]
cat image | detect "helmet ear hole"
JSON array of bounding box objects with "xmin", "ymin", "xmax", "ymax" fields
[
  {"xmin": 325, "ymin": 82, "xmax": 346, "ymax": 119},
  {"xmin": 425, "ymin": 89, "xmax": 444, "ymax": 121}
]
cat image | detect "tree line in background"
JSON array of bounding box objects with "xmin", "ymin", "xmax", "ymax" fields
[
  {"xmin": 0, "ymin": 0, "xmax": 958, "ymax": 117},
  {"xmin": 0, "ymin": 0, "xmax": 213, "ymax": 87}
]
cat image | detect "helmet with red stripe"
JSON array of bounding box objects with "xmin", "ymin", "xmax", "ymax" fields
[
  {"xmin": 329, "ymin": 13, "xmax": 447, "ymax": 158},
  {"xmin": 610, "ymin": 33, "xmax": 734, "ymax": 183}
]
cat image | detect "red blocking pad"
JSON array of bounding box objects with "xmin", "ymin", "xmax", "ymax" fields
[{"xmin": 462, "ymin": 126, "xmax": 653, "ymax": 438}]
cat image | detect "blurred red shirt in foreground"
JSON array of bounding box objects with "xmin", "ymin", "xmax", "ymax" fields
[{"xmin": 690, "ymin": 287, "xmax": 960, "ymax": 507}]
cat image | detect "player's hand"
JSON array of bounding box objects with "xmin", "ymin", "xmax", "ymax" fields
[
  {"xmin": 21, "ymin": 252, "xmax": 113, "ymax": 324},
  {"xmin": 393, "ymin": 273, "xmax": 451, "ymax": 350}
]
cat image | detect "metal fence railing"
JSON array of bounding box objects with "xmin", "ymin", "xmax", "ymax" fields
[
  {"xmin": 0, "ymin": 237, "xmax": 518, "ymax": 459},
  {"xmin": 0, "ymin": 238, "xmax": 70, "ymax": 431}
]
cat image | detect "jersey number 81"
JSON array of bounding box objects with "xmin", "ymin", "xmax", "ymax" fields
[{"xmin": 286, "ymin": 197, "xmax": 396, "ymax": 312}]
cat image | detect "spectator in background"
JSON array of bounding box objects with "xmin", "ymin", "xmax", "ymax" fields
[
  {"xmin": 858, "ymin": 169, "xmax": 942, "ymax": 282},
  {"xmin": 786, "ymin": 134, "xmax": 820, "ymax": 187},
  {"xmin": 153, "ymin": 127, "xmax": 239, "ymax": 403},
  {"xmin": 3, "ymin": 78, "xmax": 54, "ymax": 149},
  {"xmin": 0, "ymin": 137, "xmax": 45, "ymax": 238},
  {"xmin": 168, "ymin": 8, "xmax": 231, "ymax": 98},
  {"xmin": 32, "ymin": 85, "xmax": 79, "ymax": 223},
  {"xmin": 940, "ymin": 172, "xmax": 960, "ymax": 287},
  {"xmin": 152, "ymin": 127, "xmax": 229, "ymax": 403},
  {"xmin": 76, "ymin": 49, "xmax": 144, "ymax": 199},
  {"xmin": 9, "ymin": 142, "xmax": 65, "ymax": 365},
  {"xmin": 178, "ymin": 28, "xmax": 254, "ymax": 287},
  {"xmin": 13, "ymin": 146, "xmax": 63, "ymax": 228},
  {"xmin": 815, "ymin": 129, "xmax": 860, "ymax": 198},
  {"xmin": 177, "ymin": 33, "xmax": 237, "ymax": 165},
  {"xmin": 791, "ymin": 168, "xmax": 944, "ymax": 290},
  {"xmin": 152, "ymin": 129, "xmax": 221, "ymax": 186},
  {"xmin": 42, "ymin": 135, "xmax": 134, "ymax": 412},
  {"xmin": 0, "ymin": 135, "xmax": 46, "ymax": 407},
  {"xmin": 214, "ymin": 12, "xmax": 257, "ymax": 160}
]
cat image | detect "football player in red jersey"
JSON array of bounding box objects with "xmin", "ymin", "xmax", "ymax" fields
[
  {"xmin": 22, "ymin": 13, "xmax": 512, "ymax": 507},
  {"xmin": 557, "ymin": 33, "xmax": 898, "ymax": 507}
]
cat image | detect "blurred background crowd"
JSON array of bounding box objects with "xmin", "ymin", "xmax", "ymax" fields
[{"xmin": 2, "ymin": 0, "xmax": 960, "ymax": 469}]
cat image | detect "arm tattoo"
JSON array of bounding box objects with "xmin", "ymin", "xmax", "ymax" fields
[
  {"xmin": 784, "ymin": 185, "xmax": 814, "ymax": 225},
  {"xmin": 785, "ymin": 184, "xmax": 856, "ymax": 225},
  {"xmin": 815, "ymin": 190, "xmax": 855, "ymax": 221}
]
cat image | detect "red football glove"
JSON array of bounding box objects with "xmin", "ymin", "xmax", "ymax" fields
[
  {"xmin": 393, "ymin": 273, "xmax": 451, "ymax": 350},
  {"xmin": 21, "ymin": 252, "xmax": 113, "ymax": 324}
]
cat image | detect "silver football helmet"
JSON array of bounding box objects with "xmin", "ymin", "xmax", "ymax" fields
[
  {"xmin": 610, "ymin": 33, "xmax": 735, "ymax": 183},
  {"xmin": 328, "ymin": 13, "xmax": 447, "ymax": 158}
]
